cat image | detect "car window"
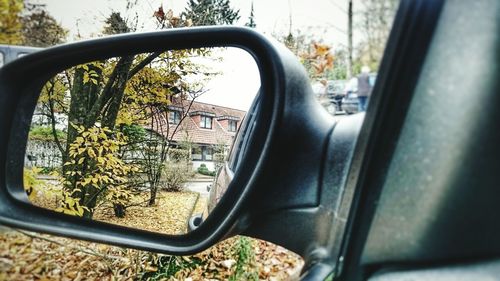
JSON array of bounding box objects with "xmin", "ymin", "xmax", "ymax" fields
[{"xmin": 3, "ymin": 0, "xmax": 401, "ymax": 279}]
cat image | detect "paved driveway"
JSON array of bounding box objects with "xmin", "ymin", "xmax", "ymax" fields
[{"xmin": 184, "ymin": 180, "xmax": 212, "ymax": 197}]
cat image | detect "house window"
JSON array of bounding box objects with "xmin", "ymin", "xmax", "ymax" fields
[
  {"xmin": 228, "ymin": 120, "xmax": 237, "ymax": 132},
  {"xmin": 202, "ymin": 146, "xmax": 213, "ymax": 161},
  {"xmin": 192, "ymin": 148, "xmax": 202, "ymax": 160},
  {"xmin": 200, "ymin": 116, "xmax": 212, "ymax": 129},
  {"xmin": 168, "ymin": 111, "xmax": 181, "ymax": 124},
  {"xmin": 191, "ymin": 146, "xmax": 213, "ymax": 161}
]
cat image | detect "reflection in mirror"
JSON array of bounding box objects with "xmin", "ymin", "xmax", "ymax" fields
[{"xmin": 23, "ymin": 47, "xmax": 260, "ymax": 235}]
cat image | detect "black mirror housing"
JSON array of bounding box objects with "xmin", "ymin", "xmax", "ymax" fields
[
  {"xmin": 0, "ymin": 26, "xmax": 351, "ymax": 260},
  {"xmin": 0, "ymin": 26, "xmax": 289, "ymax": 254}
]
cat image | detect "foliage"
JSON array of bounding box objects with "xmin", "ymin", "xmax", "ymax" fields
[
  {"xmin": 178, "ymin": 135, "xmax": 198, "ymax": 151},
  {"xmin": 0, "ymin": 0, "xmax": 23, "ymax": 44},
  {"xmin": 182, "ymin": 0, "xmax": 240, "ymax": 26},
  {"xmin": 121, "ymin": 49, "xmax": 214, "ymax": 205},
  {"xmin": 23, "ymin": 168, "xmax": 88, "ymax": 217},
  {"xmin": 55, "ymin": 188, "xmax": 90, "ymax": 217},
  {"xmin": 29, "ymin": 126, "xmax": 66, "ymax": 142},
  {"xmin": 103, "ymin": 12, "xmax": 130, "ymax": 35},
  {"xmin": 63, "ymin": 125, "xmax": 138, "ymax": 218},
  {"xmin": 326, "ymin": 48, "xmax": 349, "ymax": 80},
  {"xmin": 120, "ymin": 124, "xmax": 147, "ymax": 143},
  {"xmin": 229, "ymin": 236, "xmax": 259, "ymax": 281},
  {"xmin": 153, "ymin": 6, "xmax": 193, "ymax": 28},
  {"xmin": 160, "ymin": 161, "xmax": 193, "ymax": 192},
  {"xmin": 197, "ymin": 163, "xmax": 216, "ymax": 176},
  {"xmin": 277, "ymin": 32, "xmax": 335, "ymax": 80},
  {"xmin": 41, "ymin": 47, "xmax": 212, "ymax": 207},
  {"xmin": 23, "ymin": 167, "xmax": 43, "ymax": 202},
  {"xmin": 355, "ymin": 0, "xmax": 399, "ymax": 71},
  {"xmin": 141, "ymin": 255, "xmax": 203, "ymax": 280},
  {"xmin": 38, "ymin": 166, "xmax": 60, "ymax": 175},
  {"xmin": 168, "ymin": 148, "xmax": 190, "ymax": 162},
  {"xmin": 21, "ymin": 9, "xmax": 68, "ymax": 47},
  {"xmin": 213, "ymin": 152, "xmax": 225, "ymax": 162},
  {"xmin": 300, "ymin": 42, "xmax": 335, "ymax": 79},
  {"xmin": 244, "ymin": 2, "xmax": 256, "ymax": 28},
  {"xmin": 34, "ymin": 7, "xmax": 221, "ymax": 210}
]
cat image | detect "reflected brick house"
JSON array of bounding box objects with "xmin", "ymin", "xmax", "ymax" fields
[
  {"xmin": 26, "ymin": 96, "xmax": 246, "ymax": 172},
  {"xmin": 153, "ymin": 100, "xmax": 246, "ymax": 171}
]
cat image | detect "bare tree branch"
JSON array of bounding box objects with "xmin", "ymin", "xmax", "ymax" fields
[{"xmin": 45, "ymin": 81, "xmax": 65, "ymax": 156}]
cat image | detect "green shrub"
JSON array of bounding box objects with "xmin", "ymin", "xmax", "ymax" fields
[
  {"xmin": 121, "ymin": 124, "xmax": 146, "ymax": 143},
  {"xmin": 197, "ymin": 164, "xmax": 216, "ymax": 176},
  {"xmin": 29, "ymin": 126, "xmax": 66, "ymax": 141},
  {"xmin": 40, "ymin": 166, "xmax": 61, "ymax": 175},
  {"xmin": 140, "ymin": 255, "xmax": 203, "ymax": 280},
  {"xmin": 229, "ymin": 236, "xmax": 258, "ymax": 281}
]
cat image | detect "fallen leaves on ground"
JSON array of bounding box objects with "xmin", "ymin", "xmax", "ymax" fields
[
  {"xmin": 0, "ymin": 229, "xmax": 139, "ymax": 280},
  {"xmin": 0, "ymin": 190, "xmax": 303, "ymax": 280},
  {"xmin": 94, "ymin": 191, "xmax": 199, "ymax": 235},
  {"xmin": 174, "ymin": 237, "xmax": 304, "ymax": 281},
  {"xmin": 0, "ymin": 231, "xmax": 303, "ymax": 280}
]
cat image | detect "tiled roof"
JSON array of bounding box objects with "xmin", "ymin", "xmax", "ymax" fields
[
  {"xmin": 188, "ymin": 101, "xmax": 246, "ymax": 120},
  {"xmin": 151, "ymin": 100, "xmax": 246, "ymax": 146}
]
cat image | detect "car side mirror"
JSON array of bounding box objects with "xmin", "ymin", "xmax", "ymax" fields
[{"xmin": 0, "ymin": 27, "xmax": 340, "ymax": 257}]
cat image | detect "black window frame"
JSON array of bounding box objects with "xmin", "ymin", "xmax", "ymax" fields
[
  {"xmin": 228, "ymin": 120, "xmax": 237, "ymax": 132},
  {"xmin": 202, "ymin": 146, "xmax": 213, "ymax": 161},
  {"xmin": 168, "ymin": 110, "xmax": 181, "ymax": 125},
  {"xmin": 200, "ymin": 115, "xmax": 212, "ymax": 129}
]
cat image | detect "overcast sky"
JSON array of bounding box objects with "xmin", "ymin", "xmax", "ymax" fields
[
  {"xmin": 190, "ymin": 47, "xmax": 260, "ymax": 111},
  {"xmin": 34, "ymin": 0, "xmax": 356, "ymax": 45},
  {"xmin": 31, "ymin": 0, "xmax": 364, "ymax": 110}
]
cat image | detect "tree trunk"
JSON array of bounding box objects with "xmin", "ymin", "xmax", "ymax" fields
[
  {"xmin": 102, "ymin": 56, "xmax": 134, "ymax": 130},
  {"xmin": 148, "ymin": 185, "xmax": 157, "ymax": 206},
  {"xmin": 101, "ymin": 56, "xmax": 134, "ymax": 216},
  {"xmin": 63, "ymin": 65, "xmax": 103, "ymax": 219},
  {"xmin": 64, "ymin": 66, "xmax": 101, "ymax": 192},
  {"xmin": 113, "ymin": 204, "xmax": 126, "ymax": 218}
]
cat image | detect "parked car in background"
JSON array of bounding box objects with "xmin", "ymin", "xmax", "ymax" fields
[
  {"xmin": 188, "ymin": 164, "xmax": 229, "ymax": 231},
  {"xmin": 342, "ymin": 73, "xmax": 377, "ymax": 114},
  {"xmin": 188, "ymin": 91, "xmax": 261, "ymax": 232},
  {"xmin": 342, "ymin": 92, "xmax": 359, "ymax": 114},
  {"xmin": 313, "ymin": 80, "xmax": 347, "ymax": 115},
  {"xmin": 326, "ymin": 80, "xmax": 347, "ymax": 113}
]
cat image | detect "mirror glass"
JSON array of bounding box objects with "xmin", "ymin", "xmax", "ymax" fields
[{"xmin": 23, "ymin": 47, "xmax": 260, "ymax": 235}]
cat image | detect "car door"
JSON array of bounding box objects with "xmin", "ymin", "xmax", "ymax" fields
[{"xmin": 330, "ymin": 0, "xmax": 500, "ymax": 280}]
